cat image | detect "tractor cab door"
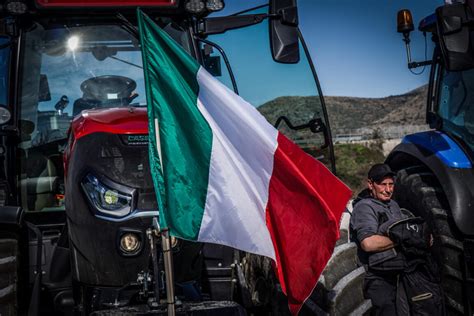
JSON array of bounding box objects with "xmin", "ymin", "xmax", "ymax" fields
[{"xmin": 199, "ymin": 5, "xmax": 335, "ymax": 171}]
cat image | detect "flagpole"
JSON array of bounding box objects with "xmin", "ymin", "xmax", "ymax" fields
[
  {"xmin": 152, "ymin": 118, "xmax": 175, "ymax": 316},
  {"xmin": 161, "ymin": 228, "xmax": 176, "ymax": 316},
  {"xmin": 146, "ymin": 225, "xmax": 161, "ymax": 307}
]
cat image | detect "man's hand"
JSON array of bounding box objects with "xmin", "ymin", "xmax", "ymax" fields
[{"xmin": 361, "ymin": 235, "xmax": 395, "ymax": 252}]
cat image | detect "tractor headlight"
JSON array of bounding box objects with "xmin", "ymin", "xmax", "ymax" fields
[{"xmin": 81, "ymin": 173, "xmax": 135, "ymax": 218}]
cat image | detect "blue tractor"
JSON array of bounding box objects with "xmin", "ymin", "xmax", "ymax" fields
[{"xmin": 387, "ymin": 2, "xmax": 474, "ymax": 315}]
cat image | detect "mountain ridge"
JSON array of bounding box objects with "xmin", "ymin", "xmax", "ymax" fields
[{"xmin": 258, "ymin": 85, "xmax": 428, "ymax": 134}]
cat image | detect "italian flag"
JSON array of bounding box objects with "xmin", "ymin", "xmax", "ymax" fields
[{"xmin": 138, "ymin": 10, "xmax": 352, "ymax": 315}]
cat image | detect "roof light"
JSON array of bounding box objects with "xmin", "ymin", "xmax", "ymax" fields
[
  {"xmin": 5, "ymin": 0, "xmax": 28, "ymax": 15},
  {"xmin": 206, "ymin": 0, "xmax": 224, "ymax": 12},
  {"xmin": 67, "ymin": 36, "xmax": 79, "ymax": 51},
  {"xmin": 185, "ymin": 0, "xmax": 205, "ymax": 13}
]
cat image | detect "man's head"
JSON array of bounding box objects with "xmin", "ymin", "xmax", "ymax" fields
[{"xmin": 367, "ymin": 163, "xmax": 396, "ymax": 202}]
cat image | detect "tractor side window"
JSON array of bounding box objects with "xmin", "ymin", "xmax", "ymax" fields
[
  {"xmin": 204, "ymin": 7, "xmax": 332, "ymax": 167},
  {"xmin": 438, "ymin": 68, "xmax": 474, "ymax": 151}
]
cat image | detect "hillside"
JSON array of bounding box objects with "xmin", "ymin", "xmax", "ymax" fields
[
  {"xmin": 258, "ymin": 85, "xmax": 428, "ymax": 134},
  {"xmin": 257, "ymin": 86, "xmax": 428, "ymax": 193}
]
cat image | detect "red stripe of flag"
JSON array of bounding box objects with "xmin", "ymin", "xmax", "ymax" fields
[{"xmin": 266, "ymin": 133, "xmax": 352, "ymax": 315}]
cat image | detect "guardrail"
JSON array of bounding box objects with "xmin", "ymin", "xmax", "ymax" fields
[
  {"xmin": 289, "ymin": 125, "xmax": 430, "ymax": 147},
  {"xmin": 333, "ymin": 124, "xmax": 430, "ymax": 143}
]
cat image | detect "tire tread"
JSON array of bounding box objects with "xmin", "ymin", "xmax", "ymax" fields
[{"xmin": 394, "ymin": 167, "xmax": 465, "ymax": 315}]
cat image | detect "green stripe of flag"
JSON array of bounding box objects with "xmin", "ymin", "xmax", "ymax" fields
[{"xmin": 138, "ymin": 10, "xmax": 213, "ymax": 240}]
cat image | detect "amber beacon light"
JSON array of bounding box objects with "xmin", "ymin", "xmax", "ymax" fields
[{"xmin": 397, "ymin": 9, "xmax": 414, "ymax": 35}]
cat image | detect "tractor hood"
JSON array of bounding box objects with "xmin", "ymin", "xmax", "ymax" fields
[{"xmin": 71, "ymin": 107, "xmax": 149, "ymax": 141}]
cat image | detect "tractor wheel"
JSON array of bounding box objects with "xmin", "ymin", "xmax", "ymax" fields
[
  {"xmin": 393, "ymin": 165, "xmax": 465, "ymax": 315},
  {"xmin": 0, "ymin": 238, "xmax": 19, "ymax": 316},
  {"xmin": 240, "ymin": 252, "xmax": 290, "ymax": 316},
  {"xmin": 300, "ymin": 212, "xmax": 371, "ymax": 316},
  {"xmin": 301, "ymin": 242, "xmax": 371, "ymax": 316},
  {"xmin": 242, "ymin": 215, "xmax": 369, "ymax": 316}
]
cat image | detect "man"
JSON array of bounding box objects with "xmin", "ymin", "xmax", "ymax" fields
[{"xmin": 350, "ymin": 163, "xmax": 405, "ymax": 316}]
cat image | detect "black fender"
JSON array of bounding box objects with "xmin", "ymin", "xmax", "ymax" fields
[
  {"xmin": 0, "ymin": 206, "xmax": 24, "ymax": 228},
  {"xmin": 386, "ymin": 141, "xmax": 474, "ymax": 236}
]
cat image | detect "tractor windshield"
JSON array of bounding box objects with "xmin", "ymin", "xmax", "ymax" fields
[
  {"xmin": 438, "ymin": 68, "xmax": 474, "ymax": 152},
  {"xmin": 19, "ymin": 23, "xmax": 146, "ymax": 147},
  {"xmin": 17, "ymin": 20, "xmax": 189, "ymax": 211}
]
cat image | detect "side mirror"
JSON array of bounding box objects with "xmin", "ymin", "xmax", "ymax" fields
[
  {"xmin": 436, "ymin": 3, "xmax": 474, "ymax": 71},
  {"xmin": 269, "ymin": 0, "xmax": 299, "ymax": 64}
]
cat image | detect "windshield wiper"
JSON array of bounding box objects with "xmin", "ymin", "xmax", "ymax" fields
[{"xmin": 109, "ymin": 56, "xmax": 142, "ymax": 69}]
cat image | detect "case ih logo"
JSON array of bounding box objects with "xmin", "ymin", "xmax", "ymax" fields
[{"xmin": 121, "ymin": 135, "xmax": 149, "ymax": 146}]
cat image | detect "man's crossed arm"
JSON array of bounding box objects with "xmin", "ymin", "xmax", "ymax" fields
[{"xmin": 361, "ymin": 235, "xmax": 395, "ymax": 252}]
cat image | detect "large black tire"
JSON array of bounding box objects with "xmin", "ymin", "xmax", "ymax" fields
[
  {"xmin": 393, "ymin": 165, "xmax": 465, "ymax": 315},
  {"xmin": 240, "ymin": 253, "xmax": 290, "ymax": 316},
  {"xmin": 0, "ymin": 238, "xmax": 19, "ymax": 316},
  {"xmin": 242, "ymin": 219, "xmax": 370, "ymax": 316},
  {"xmin": 302, "ymin": 242, "xmax": 371, "ymax": 316}
]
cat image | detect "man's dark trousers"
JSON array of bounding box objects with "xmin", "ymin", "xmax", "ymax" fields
[{"xmin": 364, "ymin": 274, "xmax": 397, "ymax": 316}]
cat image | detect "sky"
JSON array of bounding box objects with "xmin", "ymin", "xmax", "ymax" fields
[
  {"xmin": 299, "ymin": 0, "xmax": 444, "ymax": 98},
  {"xmin": 215, "ymin": 0, "xmax": 444, "ymax": 98}
]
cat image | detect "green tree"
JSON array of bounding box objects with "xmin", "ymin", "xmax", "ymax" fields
[{"xmin": 335, "ymin": 143, "xmax": 385, "ymax": 196}]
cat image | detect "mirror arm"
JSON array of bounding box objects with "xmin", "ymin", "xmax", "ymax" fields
[
  {"xmin": 199, "ymin": 14, "xmax": 267, "ymax": 35},
  {"xmin": 200, "ymin": 7, "xmax": 297, "ymax": 36}
]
